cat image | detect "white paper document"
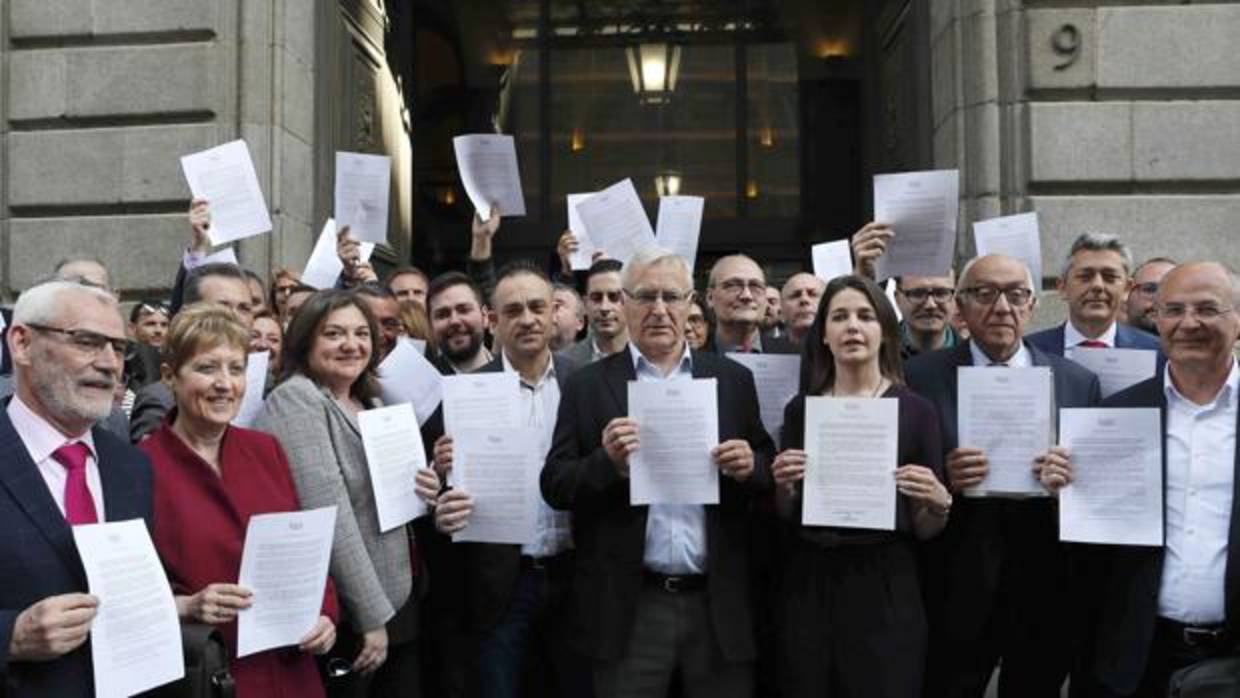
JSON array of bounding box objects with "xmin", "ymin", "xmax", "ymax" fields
[
  {"xmin": 957, "ymin": 366, "xmax": 1053, "ymax": 497},
  {"xmin": 231, "ymin": 351, "xmax": 270, "ymax": 428},
  {"xmin": 573, "ymin": 178, "xmax": 657, "ymax": 265},
  {"xmin": 301, "ymin": 218, "xmax": 375, "ymax": 290},
  {"xmin": 873, "ymin": 169, "xmax": 959, "ymax": 280},
  {"xmin": 802, "ymin": 397, "xmax": 899, "ymax": 530},
  {"xmin": 1065, "ymin": 347, "xmax": 1158, "ymax": 398},
  {"xmin": 726, "ymin": 353, "xmax": 801, "ymax": 443},
  {"xmin": 377, "ymin": 337, "xmax": 443, "ymax": 426},
  {"xmin": 236, "ymin": 506, "xmax": 336, "ymax": 658},
  {"xmin": 442, "ymin": 372, "xmax": 520, "ymax": 433},
  {"xmin": 180, "ymin": 140, "xmax": 273, "ymax": 245},
  {"xmin": 1059, "ymin": 408, "xmax": 1163, "ymax": 546},
  {"xmin": 656, "ymin": 195, "xmax": 705, "ymax": 272},
  {"xmin": 359, "ymin": 403, "xmax": 430, "ymax": 532},
  {"xmin": 973, "ymin": 212, "xmax": 1042, "ymax": 287},
  {"xmin": 453, "ymin": 134, "xmax": 526, "ymax": 219},
  {"xmin": 335, "ymin": 151, "xmax": 392, "ymax": 244},
  {"xmin": 812, "ymin": 240, "xmax": 853, "ymax": 282},
  {"xmin": 452, "ymin": 428, "xmax": 541, "ymax": 544},
  {"xmin": 199, "ymin": 246, "xmax": 238, "ymax": 266},
  {"xmin": 73, "ymin": 519, "xmax": 184, "ymax": 698},
  {"xmin": 567, "ymin": 193, "xmax": 598, "ymax": 270},
  {"xmin": 628, "ymin": 378, "xmax": 720, "ymax": 505}
]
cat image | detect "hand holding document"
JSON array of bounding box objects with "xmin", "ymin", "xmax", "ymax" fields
[
  {"xmin": 237, "ymin": 506, "xmax": 336, "ymax": 657},
  {"xmin": 973, "ymin": 212, "xmax": 1042, "ymax": 287},
  {"xmin": 377, "ymin": 337, "xmax": 443, "ymax": 426},
  {"xmin": 802, "ymin": 397, "xmax": 899, "ymax": 530},
  {"xmin": 181, "ymin": 140, "xmax": 273, "ymax": 245},
  {"xmin": 574, "ymin": 179, "xmax": 657, "ymax": 265},
  {"xmin": 1059, "ymin": 408, "xmax": 1162, "ymax": 546},
  {"xmin": 1065, "ymin": 347, "xmax": 1158, "ymax": 398},
  {"xmin": 301, "ymin": 219, "xmax": 375, "ymax": 290},
  {"xmin": 567, "ymin": 193, "xmax": 598, "ymax": 269},
  {"xmin": 335, "ymin": 152, "xmax": 391, "ymax": 243},
  {"xmin": 726, "ymin": 353, "xmax": 801, "ymax": 443},
  {"xmin": 812, "ymin": 240, "xmax": 853, "ymax": 282},
  {"xmin": 452, "ymin": 428, "xmax": 540, "ymax": 544},
  {"xmin": 453, "ymin": 134, "xmax": 526, "ymax": 220},
  {"xmin": 957, "ymin": 366, "xmax": 1053, "ymax": 496},
  {"xmin": 359, "ymin": 403, "xmax": 430, "ymax": 531},
  {"xmin": 231, "ymin": 351, "xmax": 270, "ymax": 428},
  {"xmin": 873, "ymin": 169, "xmax": 959, "ymax": 279},
  {"xmin": 442, "ymin": 372, "xmax": 519, "ymax": 433},
  {"xmin": 628, "ymin": 378, "xmax": 720, "ymax": 505},
  {"xmin": 73, "ymin": 519, "xmax": 184, "ymax": 697},
  {"xmin": 656, "ymin": 195, "xmax": 705, "ymax": 272}
]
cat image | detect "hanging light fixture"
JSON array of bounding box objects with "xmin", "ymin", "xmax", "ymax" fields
[
  {"xmin": 654, "ymin": 171, "xmax": 683, "ymax": 197},
  {"xmin": 626, "ymin": 43, "xmax": 681, "ymax": 105}
]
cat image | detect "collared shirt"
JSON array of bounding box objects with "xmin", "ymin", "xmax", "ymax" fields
[
  {"xmin": 7, "ymin": 394, "xmax": 105, "ymax": 520},
  {"xmin": 968, "ymin": 340, "xmax": 1032, "ymax": 368},
  {"xmin": 629, "ymin": 341, "xmax": 708, "ymax": 575},
  {"xmin": 590, "ymin": 339, "xmax": 608, "ymax": 363},
  {"xmin": 502, "ymin": 352, "xmax": 573, "ymax": 558},
  {"xmin": 1158, "ymin": 359, "xmax": 1239, "ymax": 624},
  {"xmin": 1064, "ymin": 321, "xmax": 1118, "ymax": 350},
  {"xmin": 450, "ymin": 346, "xmax": 493, "ymax": 375},
  {"xmin": 899, "ymin": 321, "xmax": 957, "ymax": 358}
]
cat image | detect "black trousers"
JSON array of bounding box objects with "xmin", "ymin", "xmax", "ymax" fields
[
  {"xmin": 1089, "ymin": 619, "xmax": 1234, "ymax": 698},
  {"xmin": 326, "ymin": 590, "xmax": 422, "ymax": 698},
  {"xmin": 776, "ymin": 536, "xmax": 926, "ymax": 698}
]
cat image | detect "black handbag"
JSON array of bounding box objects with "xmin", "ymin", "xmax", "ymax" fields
[
  {"xmin": 1169, "ymin": 656, "xmax": 1240, "ymax": 698},
  {"xmin": 140, "ymin": 623, "xmax": 235, "ymax": 698}
]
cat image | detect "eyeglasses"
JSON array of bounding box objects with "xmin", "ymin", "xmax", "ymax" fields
[
  {"xmin": 27, "ymin": 324, "xmax": 129, "ymax": 356},
  {"xmin": 1156, "ymin": 303, "xmax": 1234, "ymax": 321},
  {"xmin": 624, "ymin": 288, "xmax": 692, "ymax": 307},
  {"xmin": 1134, "ymin": 282, "xmax": 1160, "ymax": 296},
  {"xmin": 713, "ymin": 279, "xmax": 766, "ymax": 296},
  {"xmin": 898, "ymin": 287, "xmax": 955, "ymax": 304},
  {"xmin": 961, "ymin": 286, "xmax": 1034, "ymax": 308},
  {"xmin": 587, "ymin": 291, "xmax": 623, "ymax": 304}
]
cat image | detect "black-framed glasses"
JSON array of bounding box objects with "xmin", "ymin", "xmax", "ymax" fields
[
  {"xmin": 27, "ymin": 324, "xmax": 129, "ymax": 356},
  {"xmin": 961, "ymin": 286, "xmax": 1034, "ymax": 308},
  {"xmin": 713, "ymin": 278, "xmax": 766, "ymax": 296},
  {"xmin": 1156, "ymin": 303, "xmax": 1234, "ymax": 321},
  {"xmin": 624, "ymin": 288, "xmax": 692, "ymax": 307},
  {"xmin": 898, "ymin": 287, "xmax": 955, "ymax": 304}
]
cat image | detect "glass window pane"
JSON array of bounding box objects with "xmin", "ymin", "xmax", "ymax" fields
[{"xmin": 747, "ymin": 43, "xmax": 800, "ymax": 218}]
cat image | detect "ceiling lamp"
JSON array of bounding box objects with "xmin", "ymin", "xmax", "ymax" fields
[
  {"xmin": 626, "ymin": 43, "xmax": 681, "ymax": 105},
  {"xmin": 654, "ymin": 171, "xmax": 682, "ymax": 197}
]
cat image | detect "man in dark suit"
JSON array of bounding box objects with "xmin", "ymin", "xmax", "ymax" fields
[
  {"xmin": 1076, "ymin": 261, "xmax": 1240, "ymax": 697},
  {"xmin": 0, "ymin": 280, "xmax": 153, "ymax": 697},
  {"xmin": 428, "ymin": 261, "xmax": 589, "ymax": 698},
  {"xmin": 1027, "ymin": 232, "xmax": 1160, "ymax": 355},
  {"xmin": 703, "ymin": 254, "xmax": 798, "ymax": 355},
  {"xmin": 905, "ymin": 254, "xmax": 1101, "ymax": 698},
  {"xmin": 542, "ymin": 246, "xmax": 774, "ymax": 698}
]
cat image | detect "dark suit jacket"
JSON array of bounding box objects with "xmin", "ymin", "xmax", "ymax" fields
[
  {"xmin": 0, "ymin": 308, "xmax": 11, "ymax": 376},
  {"xmin": 0, "ymin": 405, "xmax": 154, "ymax": 698},
  {"xmin": 1083, "ymin": 371, "xmax": 1240, "ymax": 694},
  {"xmin": 703, "ymin": 329, "xmax": 799, "ymax": 356},
  {"xmin": 1026, "ymin": 321, "xmax": 1161, "ymax": 357},
  {"xmin": 904, "ymin": 341, "xmax": 1102, "ymax": 645},
  {"xmin": 541, "ymin": 347, "xmax": 775, "ymax": 661}
]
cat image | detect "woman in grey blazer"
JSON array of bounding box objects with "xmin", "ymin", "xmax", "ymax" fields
[{"xmin": 256, "ymin": 289, "xmax": 439, "ymax": 698}]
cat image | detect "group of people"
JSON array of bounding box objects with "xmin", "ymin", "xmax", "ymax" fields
[{"xmin": 0, "ymin": 195, "xmax": 1233, "ymax": 698}]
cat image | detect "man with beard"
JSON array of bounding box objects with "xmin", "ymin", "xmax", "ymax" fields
[
  {"xmin": 778, "ymin": 273, "xmax": 825, "ymax": 347},
  {"xmin": 1125, "ymin": 257, "xmax": 1177, "ymax": 334},
  {"xmin": 1028, "ymin": 232, "xmax": 1160, "ymax": 355},
  {"xmin": 564, "ymin": 260, "xmax": 629, "ymax": 364},
  {"xmin": 426, "ymin": 271, "xmax": 492, "ymax": 375},
  {"xmin": 704, "ymin": 255, "xmax": 797, "ymax": 355}
]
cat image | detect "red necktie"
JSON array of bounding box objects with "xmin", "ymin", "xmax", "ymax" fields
[
  {"xmin": 51, "ymin": 443, "xmax": 98, "ymax": 525},
  {"xmin": 1078, "ymin": 340, "xmax": 1108, "ymax": 349}
]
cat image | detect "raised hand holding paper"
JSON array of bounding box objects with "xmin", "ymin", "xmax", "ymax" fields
[
  {"xmin": 301, "ymin": 219, "xmax": 375, "ymax": 290},
  {"xmin": 453, "ymin": 134, "xmax": 526, "ymax": 220},
  {"xmin": 180, "ymin": 140, "xmax": 273, "ymax": 245},
  {"xmin": 873, "ymin": 169, "xmax": 959, "ymax": 280},
  {"xmin": 811, "ymin": 240, "xmax": 853, "ymax": 282},
  {"xmin": 574, "ymin": 178, "xmax": 657, "ymax": 265},
  {"xmin": 335, "ymin": 151, "xmax": 391, "ymax": 244},
  {"xmin": 655, "ymin": 195, "xmax": 704, "ymax": 272},
  {"xmin": 567, "ymin": 193, "xmax": 598, "ymax": 270},
  {"xmin": 973, "ymin": 212, "xmax": 1042, "ymax": 288}
]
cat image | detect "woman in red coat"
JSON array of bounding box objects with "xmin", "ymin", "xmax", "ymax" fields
[{"xmin": 142, "ymin": 303, "xmax": 338, "ymax": 697}]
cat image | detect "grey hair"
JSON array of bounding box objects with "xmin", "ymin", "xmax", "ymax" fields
[
  {"xmin": 1061, "ymin": 232, "xmax": 1133, "ymax": 279},
  {"xmin": 957, "ymin": 254, "xmax": 1037, "ymax": 293},
  {"xmin": 552, "ymin": 282, "xmax": 586, "ymax": 322},
  {"xmin": 621, "ymin": 246, "xmax": 692, "ymax": 292},
  {"xmin": 13, "ymin": 280, "xmax": 118, "ymax": 326}
]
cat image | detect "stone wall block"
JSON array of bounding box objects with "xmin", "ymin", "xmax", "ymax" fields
[
  {"xmin": 932, "ymin": 27, "xmax": 959, "ymax": 129},
  {"xmin": 961, "ymin": 11, "xmax": 998, "ymax": 107},
  {"xmin": 964, "ymin": 102, "xmax": 1001, "ymax": 197},
  {"xmin": 1133, "ymin": 101, "xmax": 1240, "ymax": 182},
  {"xmin": 1097, "ymin": 5, "xmax": 1240, "ymax": 89},
  {"xmin": 1028, "ymin": 102, "xmax": 1131, "ymax": 183},
  {"xmin": 8, "ymin": 51, "xmax": 68, "ymax": 121},
  {"xmin": 8, "ymin": 215, "xmax": 189, "ymax": 290},
  {"xmin": 11, "ymin": 0, "xmax": 217, "ymax": 38}
]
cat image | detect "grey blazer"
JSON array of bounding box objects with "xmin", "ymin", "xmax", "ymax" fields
[
  {"xmin": 255, "ymin": 373, "xmax": 411, "ymax": 632},
  {"xmin": 562, "ymin": 337, "xmax": 596, "ymax": 366}
]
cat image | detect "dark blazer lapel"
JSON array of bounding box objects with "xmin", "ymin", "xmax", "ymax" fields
[
  {"xmin": 551, "ymin": 353, "xmax": 575, "ymax": 391},
  {"xmin": 93, "ymin": 431, "xmax": 139, "ymax": 523},
  {"xmin": 0, "ymin": 410, "xmax": 84, "ymax": 581},
  {"xmin": 603, "ymin": 348, "xmax": 637, "ymax": 416}
]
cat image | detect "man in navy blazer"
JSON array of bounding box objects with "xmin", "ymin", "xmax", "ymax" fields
[
  {"xmin": 1027, "ymin": 232, "xmax": 1161, "ymax": 355},
  {"xmin": 0, "ymin": 280, "xmax": 153, "ymax": 698},
  {"xmin": 905, "ymin": 254, "xmax": 1101, "ymax": 698},
  {"xmin": 1076, "ymin": 262, "xmax": 1240, "ymax": 697}
]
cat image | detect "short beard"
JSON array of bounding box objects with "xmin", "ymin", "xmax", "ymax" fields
[
  {"xmin": 33, "ymin": 376, "xmax": 112, "ymax": 430},
  {"xmin": 442, "ymin": 331, "xmax": 484, "ymax": 363}
]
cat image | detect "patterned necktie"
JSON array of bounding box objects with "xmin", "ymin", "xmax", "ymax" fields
[
  {"xmin": 51, "ymin": 442, "xmax": 98, "ymax": 525},
  {"xmin": 1078, "ymin": 339, "xmax": 1108, "ymax": 349}
]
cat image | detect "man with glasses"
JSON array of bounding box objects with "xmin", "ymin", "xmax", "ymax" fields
[
  {"xmin": 1078, "ymin": 262, "xmax": 1240, "ymax": 698},
  {"xmin": 1028, "ymin": 232, "xmax": 1160, "ymax": 355},
  {"xmin": 704, "ymin": 255, "xmax": 797, "ymax": 355},
  {"xmin": 564, "ymin": 260, "xmax": 629, "ymax": 364},
  {"xmin": 905, "ymin": 254, "xmax": 1101, "ymax": 698},
  {"xmin": 543, "ymin": 246, "xmax": 774, "ymax": 698},
  {"xmin": 0, "ymin": 280, "xmax": 153, "ymax": 698},
  {"xmin": 894, "ymin": 273, "xmax": 960, "ymax": 358},
  {"xmin": 1125, "ymin": 257, "xmax": 1178, "ymax": 334}
]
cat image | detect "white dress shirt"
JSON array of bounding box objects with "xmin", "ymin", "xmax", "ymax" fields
[
  {"xmin": 969, "ymin": 340, "xmax": 1033, "ymax": 368},
  {"xmin": 502, "ymin": 352, "xmax": 573, "ymax": 559},
  {"xmin": 630, "ymin": 342, "xmax": 708, "ymax": 575},
  {"xmin": 1158, "ymin": 360, "xmax": 1239, "ymax": 624},
  {"xmin": 7, "ymin": 394, "xmax": 105, "ymax": 520},
  {"xmin": 1064, "ymin": 321, "xmax": 1117, "ymax": 350}
]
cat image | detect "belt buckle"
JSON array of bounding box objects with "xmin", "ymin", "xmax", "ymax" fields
[
  {"xmin": 662, "ymin": 575, "xmax": 682, "ymax": 593},
  {"xmin": 1183, "ymin": 626, "xmax": 1222, "ymax": 647}
]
